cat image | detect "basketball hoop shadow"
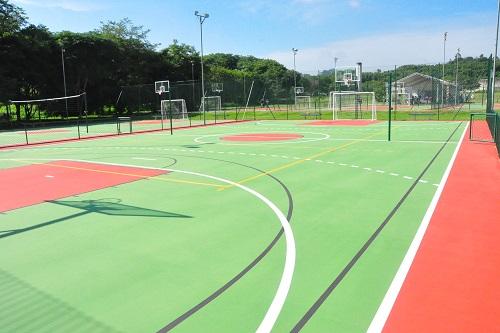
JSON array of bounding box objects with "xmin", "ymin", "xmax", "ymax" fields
[{"xmin": 0, "ymin": 199, "xmax": 191, "ymax": 240}]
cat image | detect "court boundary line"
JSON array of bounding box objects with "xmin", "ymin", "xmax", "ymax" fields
[
  {"xmin": 366, "ymin": 123, "xmax": 469, "ymax": 333},
  {"xmin": 289, "ymin": 122, "xmax": 465, "ymax": 332}
]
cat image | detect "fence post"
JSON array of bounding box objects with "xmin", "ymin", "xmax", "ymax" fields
[
  {"xmin": 24, "ymin": 123, "xmax": 29, "ymax": 144},
  {"xmin": 388, "ymin": 73, "xmax": 393, "ymax": 142}
]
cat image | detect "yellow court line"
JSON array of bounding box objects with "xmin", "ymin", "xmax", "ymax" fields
[
  {"xmin": 218, "ymin": 127, "xmax": 395, "ymax": 191},
  {"xmin": 8, "ymin": 159, "xmax": 224, "ymax": 189}
]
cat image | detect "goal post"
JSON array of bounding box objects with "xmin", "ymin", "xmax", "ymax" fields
[
  {"xmin": 161, "ymin": 99, "xmax": 188, "ymax": 119},
  {"xmin": 329, "ymin": 91, "xmax": 377, "ymax": 120},
  {"xmin": 200, "ymin": 96, "xmax": 222, "ymax": 112},
  {"xmin": 295, "ymin": 96, "xmax": 312, "ymax": 110}
]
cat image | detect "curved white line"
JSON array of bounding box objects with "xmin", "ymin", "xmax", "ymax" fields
[
  {"xmin": 49, "ymin": 158, "xmax": 295, "ymax": 333},
  {"xmin": 194, "ymin": 131, "xmax": 330, "ymax": 145}
]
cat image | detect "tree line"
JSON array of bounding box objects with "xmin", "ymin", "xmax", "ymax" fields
[{"xmin": 1, "ymin": 0, "xmax": 497, "ymax": 121}]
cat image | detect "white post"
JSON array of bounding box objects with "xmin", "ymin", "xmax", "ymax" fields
[
  {"xmin": 455, "ymin": 48, "xmax": 460, "ymax": 105},
  {"xmin": 292, "ymin": 48, "xmax": 298, "ymax": 107},
  {"xmin": 332, "ymin": 93, "xmax": 337, "ymax": 120},
  {"xmin": 442, "ymin": 32, "xmax": 447, "ymax": 109},
  {"xmin": 195, "ymin": 11, "xmax": 209, "ymax": 125}
]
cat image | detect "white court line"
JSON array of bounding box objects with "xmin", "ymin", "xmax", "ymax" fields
[
  {"xmin": 132, "ymin": 157, "xmax": 157, "ymax": 161},
  {"xmin": 326, "ymin": 138, "xmax": 458, "ymax": 144},
  {"xmin": 367, "ymin": 124, "xmax": 468, "ymax": 333},
  {"xmin": 21, "ymin": 158, "xmax": 295, "ymax": 333}
]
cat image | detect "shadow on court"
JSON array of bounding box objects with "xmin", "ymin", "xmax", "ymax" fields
[
  {"xmin": 0, "ymin": 268, "xmax": 123, "ymax": 333},
  {"xmin": 0, "ymin": 199, "xmax": 192, "ymax": 240}
]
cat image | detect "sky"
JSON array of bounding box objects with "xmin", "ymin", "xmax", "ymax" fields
[{"xmin": 12, "ymin": 0, "xmax": 499, "ymax": 73}]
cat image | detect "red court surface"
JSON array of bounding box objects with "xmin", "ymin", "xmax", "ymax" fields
[
  {"xmin": 303, "ymin": 120, "xmax": 379, "ymax": 126},
  {"xmin": 383, "ymin": 122, "xmax": 500, "ymax": 332},
  {"xmin": 220, "ymin": 133, "xmax": 304, "ymax": 142},
  {"xmin": 0, "ymin": 160, "xmax": 166, "ymax": 213}
]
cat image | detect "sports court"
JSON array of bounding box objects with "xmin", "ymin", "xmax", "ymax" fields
[
  {"xmin": 2, "ymin": 1, "xmax": 500, "ymax": 331},
  {"xmin": 1, "ymin": 116, "xmax": 498, "ymax": 332}
]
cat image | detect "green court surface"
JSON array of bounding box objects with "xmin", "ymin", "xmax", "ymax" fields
[{"xmin": 0, "ymin": 120, "xmax": 467, "ymax": 332}]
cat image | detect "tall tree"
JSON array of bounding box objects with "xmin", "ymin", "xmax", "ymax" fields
[
  {"xmin": 95, "ymin": 18, "xmax": 159, "ymax": 50},
  {"xmin": 0, "ymin": 0, "xmax": 27, "ymax": 37}
]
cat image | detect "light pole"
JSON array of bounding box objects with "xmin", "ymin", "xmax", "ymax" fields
[
  {"xmin": 195, "ymin": 11, "xmax": 209, "ymax": 125},
  {"xmin": 455, "ymin": 48, "xmax": 460, "ymax": 105},
  {"xmin": 292, "ymin": 48, "xmax": 298, "ymax": 106},
  {"xmin": 492, "ymin": 0, "xmax": 500, "ymax": 110},
  {"xmin": 442, "ymin": 32, "xmax": 447, "ymax": 109},
  {"xmin": 61, "ymin": 47, "xmax": 68, "ymax": 117}
]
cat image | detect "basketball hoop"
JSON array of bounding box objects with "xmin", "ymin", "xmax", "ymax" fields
[{"xmin": 155, "ymin": 80, "xmax": 170, "ymax": 95}]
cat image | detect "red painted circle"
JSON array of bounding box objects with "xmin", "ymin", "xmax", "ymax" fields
[{"xmin": 221, "ymin": 133, "xmax": 304, "ymax": 142}]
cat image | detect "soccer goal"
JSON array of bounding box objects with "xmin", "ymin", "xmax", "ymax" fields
[
  {"xmin": 200, "ymin": 96, "xmax": 222, "ymax": 112},
  {"xmin": 329, "ymin": 91, "xmax": 377, "ymax": 120},
  {"xmin": 295, "ymin": 95, "xmax": 311, "ymax": 110},
  {"xmin": 161, "ymin": 99, "xmax": 187, "ymax": 119}
]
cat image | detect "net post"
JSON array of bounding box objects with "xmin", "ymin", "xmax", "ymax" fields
[
  {"xmin": 388, "ymin": 73, "xmax": 393, "ymax": 142},
  {"xmin": 469, "ymin": 113, "xmax": 473, "ymax": 140},
  {"xmin": 24, "ymin": 123, "xmax": 29, "ymax": 144},
  {"xmin": 77, "ymin": 119, "xmax": 81, "ymax": 139}
]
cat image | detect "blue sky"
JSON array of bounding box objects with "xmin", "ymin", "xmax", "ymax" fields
[{"xmin": 12, "ymin": 0, "xmax": 499, "ymax": 73}]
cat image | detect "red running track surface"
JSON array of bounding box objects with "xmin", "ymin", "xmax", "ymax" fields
[{"xmin": 383, "ymin": 121, "xmax": 500, "ymax": 332}]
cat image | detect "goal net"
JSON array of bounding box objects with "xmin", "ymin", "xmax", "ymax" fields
[
  {"xmin": 161, "ymin": 99, "xmax": 187, "ymax": 119},
  {"xmin": 9, "ymin": 93, "xmax": 87, "ymax": 120},
  {"xmin": 200, "ymin": 96, "xmax": 222, "ymax": 112},
  {"xmin": 295, "ymin": 96, "xmax": 311, "ymax": 110},
  {"xmin": 329, "ymin": 92, "xmax": 377, "ymax": 120}
]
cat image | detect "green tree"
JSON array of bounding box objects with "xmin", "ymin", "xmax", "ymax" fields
[
  {"xmin": 0, "ymin": 0, "xmax": 27, "ymax": 37},
  {"xmin": 95, "ymin": 18, "xmax": 159, "ymax": 50}
]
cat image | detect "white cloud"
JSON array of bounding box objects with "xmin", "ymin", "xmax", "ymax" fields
[
  {"xmin": 12, "ymin": 0, "xmax": 102, "ymax": 12},
  {"xmin": 264, "ymin": 25, "xmax": 496, "ymax": 73}
]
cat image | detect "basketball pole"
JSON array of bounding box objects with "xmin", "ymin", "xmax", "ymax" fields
[{"xmin": 292, "ymin": 48, "xmax": 298, "ymax": 107}]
